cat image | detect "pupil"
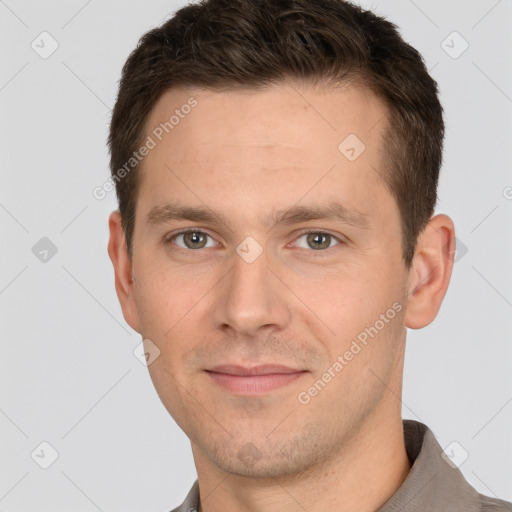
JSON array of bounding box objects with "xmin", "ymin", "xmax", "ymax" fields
[
  {"xmin": 308, "ymin": 233, "xmax": 329, "ymax": 250},
  {"xmin": 186, "ymin": 232, "xmax": 205, "ymax": 248}
]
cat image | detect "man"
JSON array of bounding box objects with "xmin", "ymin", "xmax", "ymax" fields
[{"xmin": 107, "ymin": 0, "xmax": 512, "ymax": 510}]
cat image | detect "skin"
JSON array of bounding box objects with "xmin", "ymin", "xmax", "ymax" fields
[{"xmin": 108, "ymin": 81, "xmax": 455, "ymax": 512}]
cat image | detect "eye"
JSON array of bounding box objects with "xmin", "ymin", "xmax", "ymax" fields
[
  {"xmin": 168, "ymin": 230, "xmax": 217, "ymax": 250},
  {"xmin": 293, "ymin": 231, "xmax": 341, "ymax": 251},
  {"xmin": 165, "ymin": 229, "xmax": 342, "ymax": 252}
]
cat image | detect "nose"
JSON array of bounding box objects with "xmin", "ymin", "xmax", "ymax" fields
[{"xmin": 211, "ymin": 244, "xmax": 292, "ymax": 338}]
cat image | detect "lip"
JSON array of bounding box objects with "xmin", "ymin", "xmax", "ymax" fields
[
  {"xmin": 206, "ymin": 365, "xmax": 308, "ymax": 395},
  {"xmin": 208, "ymin": 364, "xmax": 303, "ymax": 376}
]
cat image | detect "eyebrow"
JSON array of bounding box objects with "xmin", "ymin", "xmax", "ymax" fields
[{"xmin": 145, "ymin": 200, "xmax": 371, "ymax": 231}]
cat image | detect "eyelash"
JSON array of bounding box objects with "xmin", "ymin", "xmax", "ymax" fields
[{"xmin": 164, "ymin": 228, "xmax": 343, "ymax": 255}]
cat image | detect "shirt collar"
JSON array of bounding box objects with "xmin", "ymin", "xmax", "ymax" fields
[{"xmin": 377, "ymin": 420, "xmax": 480, "ymax": 511}]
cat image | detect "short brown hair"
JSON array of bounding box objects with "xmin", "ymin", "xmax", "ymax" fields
[{"xmin": 108, "ymin": 0, "xmax": 444, "ymax": 267}]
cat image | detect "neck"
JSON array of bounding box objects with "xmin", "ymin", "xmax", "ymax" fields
[{"xmin": 193, "ymin": 414, "xmax": 410, "ymax": 512}]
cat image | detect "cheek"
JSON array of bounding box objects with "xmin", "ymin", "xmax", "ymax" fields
[
  {"xmin": 296, "ymin": 265, "xmax": 398, "ymax": 328},
  {"xmin": 132, "ymin": 260, "xmax": 218, "ymax": 373},
  {"xmin": 296, "ymin": 266, "xmax": 406, "ymax": 382},
  {"xmin": 133, "ymin": 258, "xmax": 203, "ymax": 331}
]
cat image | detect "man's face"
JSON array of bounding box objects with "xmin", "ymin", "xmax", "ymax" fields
[{"xmin": 128, "ymin": 82, "xmax": 411, "ymax": 477}]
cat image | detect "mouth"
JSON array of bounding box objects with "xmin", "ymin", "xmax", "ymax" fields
[{"xmin": 205, "ymin": 364, "xmax": 308, "ymax": 395}]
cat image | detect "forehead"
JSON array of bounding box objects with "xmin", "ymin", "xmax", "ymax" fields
[
  {"xmin": 136, "ymin": 81, "xmax": 393, "ymax": 226},
  {"xmin": 143, "ymin": 81, "xmax": 387, "ymax": 161}
]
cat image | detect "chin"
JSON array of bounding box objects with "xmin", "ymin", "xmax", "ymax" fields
[{"xmin": 198, "ymin": 429, "xmax": 329, "ymax": 480}]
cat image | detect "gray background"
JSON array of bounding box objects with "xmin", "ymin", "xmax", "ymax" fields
[{"xmin": 1, "ymin": 0, "xmax": 511, "ymax": 510}]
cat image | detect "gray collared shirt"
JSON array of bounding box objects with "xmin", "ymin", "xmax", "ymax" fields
[{"xmin": 170, "ymin": 420, "xmax": 512, "ymax": 511}]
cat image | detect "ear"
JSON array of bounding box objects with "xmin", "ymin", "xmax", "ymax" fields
[
  {"xmin": 404, "ymin": 214, "xmax": 456, "ymax": 329},
  {"xmin": 107, "ymin": 211, "xmax": 141, "ymax": 334}
]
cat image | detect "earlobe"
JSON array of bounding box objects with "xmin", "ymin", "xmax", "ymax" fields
[
  {"xmin": 107, "ymin": 211, "xmax": 141, "ymax": 334},
  {"xmin": 404, "ymin": 214, "xmax": 456, "ymax": 329}
]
